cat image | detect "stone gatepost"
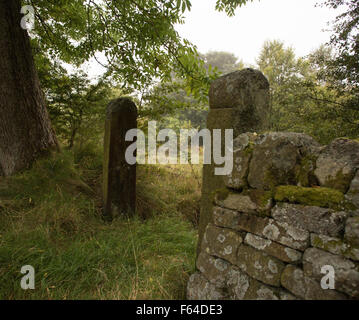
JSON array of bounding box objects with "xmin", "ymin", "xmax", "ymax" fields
[
  {"xmin": 198, "ymin": 68, "xmax": 270, "ymax": 254},
  {"xmin": 103, "ymin": 97, "xmax": 137, "ymax": 220}
]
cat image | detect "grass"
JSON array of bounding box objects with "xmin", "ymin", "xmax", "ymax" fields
[{"xmin": 0, "ymin": 143, "xmax": 201, "ymax": 299}]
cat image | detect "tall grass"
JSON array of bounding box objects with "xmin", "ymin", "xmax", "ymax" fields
[{"xmin": 0, "ymin": 145, "xmax": 201, "ymax": 299}]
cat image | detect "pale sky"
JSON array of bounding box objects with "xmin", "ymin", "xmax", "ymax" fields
[{"xmin": 175, "ymin": 0, "xmax": 338, "ymax": 65}]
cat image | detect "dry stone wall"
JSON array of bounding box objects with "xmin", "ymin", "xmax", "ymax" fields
[
  {"xmin": 188, "ymin": 132, "xmax": 359, "ymax": 300},
  {"xmin": 199, "ymin": 69, "xmax": 270, "ymax": 256}
]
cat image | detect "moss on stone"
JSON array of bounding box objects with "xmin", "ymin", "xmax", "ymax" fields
[
  {"xmin": 274, "ymin": 185, "xmax": 352, "ymax": 210},
  {"xmin": 262, "ymin": 165, "xmax": 298, "ymax": 192},
  {"xmin": 324, "ymin": 169, "xmax": 354, "ymax": 193},
  {"xmin": 311, "ymin": 235, "xmax": 324, "ymax": 248},
  {"xmin": 247, "ymin": 189, "xmax": 273, "ymax": 208},
  {"xmin": 243, "ymin": 143, "xmax": 255, "ymax": 157},
  {"xmin": 312, "ymin": 234, "xmax": 359, "ymax": 260},
  {"xmin": 263, "ymin": 166, "xmax": 280, "ymax": 191},
  {"xmin": 238, "ymin": 188, "xmax": 273, "ymax": 217},
  {"xmin": 295, "ymin": 155, "xmax": 318, "ymax": 187},
  {"xmin": 313, "ymin": 236, "xmax": 339, "ymax": 253}
]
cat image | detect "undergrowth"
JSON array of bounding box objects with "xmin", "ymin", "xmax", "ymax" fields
[{"xmin": 0, "ymin": 143, "xmax": 200, "ymax": 299}]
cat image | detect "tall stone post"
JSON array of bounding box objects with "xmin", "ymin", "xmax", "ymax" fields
[
  {"xmin": 103, "ymin": 97, "xmax": 137, "ymax": 220},
  {"xmin": 198, "ymin": 68, "xmax": 271, "ymax": 254}
]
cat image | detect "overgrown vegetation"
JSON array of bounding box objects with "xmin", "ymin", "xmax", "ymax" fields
[
  {"xmin": 1, "ymin": 0, "xmax": 359, "ymax": 300},
  {"xmin": 0, "ymin": 146, "xmax": 201, "ymax": 299}
]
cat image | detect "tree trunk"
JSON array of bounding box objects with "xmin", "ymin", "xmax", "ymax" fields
[
  {"xmin": 68, "ymin": 127, "xmax": 78, "ymax": 149},
  {"xmin": 0, "ymin": 0, "xmax": 58, "ymax": 176}
]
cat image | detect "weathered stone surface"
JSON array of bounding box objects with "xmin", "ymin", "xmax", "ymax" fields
[
  {"xmin": 202, "ymin": 224, "xmax": 243, "ymax": 264},
  {"xmin": 248, "ymin": 132, "xmax": 321, "ymax": 190},
  {"xmin": 198, "ymin": 69, "xmax": 271, "ymax": 256},
  {"xmin": 244, "ymin": 233, "xmax": 302, "ymax": 263},
  {"xmin": 311, "ymin": 233, "xmax": 359, "ymax": 262},
  {"xmin": 235, "ymin": 212, "xmax": 310, "ymax": 251},
  {"xmin": 303, "ymin": 247, "xmax": 359, "ymax": 298},
  {"xmin": 194, "ymin": 255, "xmax": 295, "ymax": 301},
  {"xmin": 209, "ymin": 68, "xmax": 270, "ymax": 112},
  {"xmin": 272, "ymin": 203, "xmax": 347, "ymax": 237},
  {"xmin": 187, "ymin": 272, "xmax": 227, "ymax": 300},
  {"xmin": 315, "ymin": 138, "xmax": 359, "ymax": 193},
  {"xmin": 103, "ymin": 98, "xmax": 137, "ymax": 219},
  {"xmin": 345, "ymin": 216, "xmax": 359, "ymax": 247},
  {"xmin": 226, "ymin": 267, "xmax": 257, "ymax": 300},
  {"xmin": 347, "ymin": 171, "xmax": 359, "ymax": 209},
  {"xmin": 281, "ymin": 264, "xmax": 346, "ymax": 300},
  {"xmin": 215, "ymin": 192, "xmax": 272, "ymax": 215},
  {"xmin": 215, "ymin": 193, "xmax": 257, "ymax": 213},
  {"xmin": 236, "ymin": 244, "xmax": 286, "ymax": 286},
  {"xmin": 213, "ymin": 207, "xmax": 309, "ymax": 251},
  {"xmin": 223, "ymin": 133, "xmax": 258, "ymax": 190},
  {"xmin": 226, "ymin": 266, "xmax": 296, "ymax": 300},
  {"xmin": 196, "ymin": 252, "xmax": 231, "ymax": 288},
  {"xmin": 199, "ymin": 108, "xmax": 238, "ymax": 256},
  {"xmin": 213, "ymin": 206, "xmax": 241, "ymax": 229}
]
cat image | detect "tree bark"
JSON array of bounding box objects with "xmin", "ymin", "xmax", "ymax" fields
[{"xmin": 0, "ymin": 0, "xmax": 58, "ymax": 176}]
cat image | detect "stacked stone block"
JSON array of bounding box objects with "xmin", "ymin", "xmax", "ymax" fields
[
  {"xmin": 188, "ymin": 133, "xmax": 359, "ymax": 300},
  {"xmin": 198, "ymin": 69, "xmax": 270, "ymax": 255}
]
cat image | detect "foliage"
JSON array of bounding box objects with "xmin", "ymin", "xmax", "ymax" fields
[
  {"xmin": 320, "ymin": 0, "xmax": 359, "ymax": 88},
  {"xmin": 141, "ymin": 51, "xmax": 243, "ymax": 132},
  {"xmin": 257, "ymin": 40, "xmax": 312, "ymax": 131},
  {"xmin": 257, "ymin": 40, "xmax": 359, "ymax": 143},
  {"xmin": 314, "ymin": 0, "xmax": 359, "ymax": 139},
  {"xmin": 33, "ymin": 43, "xmax": 113, "ymax": 148},
  {"xmin": 24, "ymin": 1, "xmax": 255, "ymax": 148},
  {"xmin": 202, "ymin": 51, "xmax": 244, "ymax": 75},
  {"xmin": 215, "ymin": 0, "xmax": 255, "ymax": 16},
  {"xmin": 23, "ymin": 0, "xmax": 253, "ymax": 102}
]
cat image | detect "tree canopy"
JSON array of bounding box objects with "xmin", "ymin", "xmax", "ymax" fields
[
  {"xmin": 321, "ymin": 0, "xmax": 359, "ymax": 88},
  {"xmin": 23, "ymin": 0, "xmax": 254, "ymax": 98}
]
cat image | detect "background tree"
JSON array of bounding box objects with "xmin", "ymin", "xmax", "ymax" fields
[
  {"xmin": 202, "ymin": 51, "xmax": 244, "ymax": 74},
  {"xmin": 257, "ymin": 39, "xmax": 359, "ymax": 143},
  {"xmin": 321, "ymin": 0, "xmax": 359, "ymax": 88},
  {"xmin": 0, "ymin": 0, "xmax": 252, "ymax": 176},
  {"xmin": 141, "ymin": 51, "xmax": 243, "ymax": 132},
  {"xmin": 317, "ymin": 0, "xmax": 359, "ymax": 133},
  {"xmin": 256, "ymin": 40, "xmax": 312, "ymax": 131}
]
